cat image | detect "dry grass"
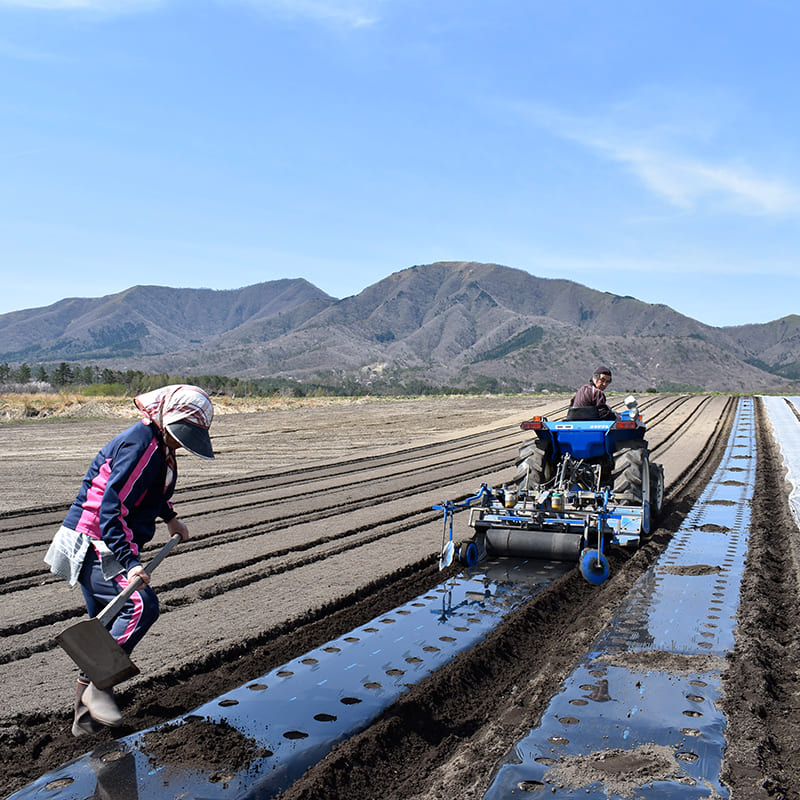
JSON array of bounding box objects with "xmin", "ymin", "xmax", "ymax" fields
[
  {"xmin": 0, "ymin": 393, "xmax": 132, "ymax": 422},
  {"xmin": 0, "ymin": 392, "xmax": 440, "ymax": 423}
]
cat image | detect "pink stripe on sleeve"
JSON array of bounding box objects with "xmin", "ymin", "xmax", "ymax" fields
[
  {"xmin": 76, "ymin": 459, "xmax": 113, "ymax": 537},
  {"xmin": 75, "ymin": 439, "xmax": 161, "ymax": 557},
  {"xmin": 115, "ymin": 439, "xmax": 161, "ymax": 555}
]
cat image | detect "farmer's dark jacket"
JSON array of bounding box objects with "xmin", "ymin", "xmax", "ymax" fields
[
  {"xmin": 571, "ymin": 383, "xmax": 616, "ymax": 420},
  {"xmin": 62, "ymin": 421, "xmax": 177, "ymax": 572}
]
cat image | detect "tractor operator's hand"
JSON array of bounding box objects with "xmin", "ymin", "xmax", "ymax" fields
[{"xmin": 167, "ymin": 516, "xmax": 190, "ymax": 543}]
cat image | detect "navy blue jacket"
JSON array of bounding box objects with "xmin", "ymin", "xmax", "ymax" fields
[{"xmin": 62, "ymin": 421, "xmax": 177, "ymax": 572}]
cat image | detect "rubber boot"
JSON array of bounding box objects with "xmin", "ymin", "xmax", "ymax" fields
[
  {"xmin": 72, "ymin": 676, "xmax": 104, "ymax": 737},
  {"xmin": 82, "ymin": 682, "xmax": 123, "ymax": 727}
]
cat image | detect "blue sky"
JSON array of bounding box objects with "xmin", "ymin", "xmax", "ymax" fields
[{"xmin": 1, "ymin": 0, "xmax": 798, "ymax": 327}]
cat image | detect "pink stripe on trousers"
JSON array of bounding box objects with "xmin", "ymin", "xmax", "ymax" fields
[{"xmin": 111, "ymin": 573, "xmax": 145, "ymax": 646}]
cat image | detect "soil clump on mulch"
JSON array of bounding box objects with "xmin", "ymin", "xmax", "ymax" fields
[
  {"xmin": 599, "ymin": 650, "xmax": 726, "ymax": 675},
  {"xmin": 661, "ymin": 563, "xmax": 722, "ymax": 576},
  {"xmin": 546, "ymin": 744, "xmax": 685, "ymax": 797},
  {"xmin": 142, "ymin": 716, "xmax": 270, "ymax": 772}
]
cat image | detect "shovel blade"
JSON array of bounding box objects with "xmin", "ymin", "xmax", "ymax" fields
[{"xmin": 56, "ymin": 619, "xmax": 139, "ymax": 690}]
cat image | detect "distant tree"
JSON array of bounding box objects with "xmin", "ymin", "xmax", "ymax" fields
[
  {"xmin": 52, "ymin": 362, "xmax": 74, "ymax": 386},
  {"xmin": 35, "ymin": 365, "xmax": 49, "ymax": 382},
  {"xmin": 14, "ymin": 363, "xmax": 31, "ymax": 383},
  {"xmin": 78, "ymin": 365, "xmax": 96, "ymax": 385},
  {"xmin": 0, "ymin": 363, "xmax": 10, "ymax": 382},
  {"xmin": 469, "ymin": 375, "xmax": 501, "ymax": 394}
]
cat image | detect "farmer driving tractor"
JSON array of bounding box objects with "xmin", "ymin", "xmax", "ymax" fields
[{"xmin": 568, "ymin": 365, "xmax": 619, "ymax": 421}]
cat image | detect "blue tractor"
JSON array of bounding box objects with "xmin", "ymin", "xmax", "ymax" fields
[{"xmin": 436, "ymin": 395, "xmax": 664, "ymax": 584}]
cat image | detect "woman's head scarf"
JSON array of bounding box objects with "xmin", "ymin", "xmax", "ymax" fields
[{"xmin": 134, "ymin": 385, "xmax": 215, "ymax": 459}]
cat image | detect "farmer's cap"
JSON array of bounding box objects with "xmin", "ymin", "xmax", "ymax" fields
[
  {"xmin": 134, "ymin": 384, "xmax": 215, "ymax": 460},
  {"xmin": 166, "ymin": 420, "xmax": 215, "ymax": 460},
  {"xmin": 593, "ymin": 365, "xmax": 612, "ymax": 377}
]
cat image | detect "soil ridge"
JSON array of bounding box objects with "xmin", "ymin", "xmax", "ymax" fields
[
  {"xmin": 273, "ymin": 411, "xmax": 735, "ymax": 799},
  {"xmin": 719, "ymin": 397, "xmax": 800, "ymax": 799}
]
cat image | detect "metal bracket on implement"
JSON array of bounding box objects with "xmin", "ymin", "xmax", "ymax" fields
[{"xmin": 434, "ymin": 484, "xmax": 492, "ymax": 570}]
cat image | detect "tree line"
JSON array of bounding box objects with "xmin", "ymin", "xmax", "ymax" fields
[
  {"xmin": 0, "ymin": 362, "xmax": 315, "ymax": 397},
  {"xmin": 0, "ymin": 362, "xmax": 508, "ymax": 398}
]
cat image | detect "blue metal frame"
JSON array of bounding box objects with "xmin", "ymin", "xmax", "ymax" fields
[
  {"xmin": 534, "ymin": 411, "xmax": 645, "ymax": 462},
  {"xmin": 433, "ymin": 404, "xmax": 652, "ymax": 583},
  {"xmin": 434, "ymin": 484, "xmax": 493, "ymax": 562}
]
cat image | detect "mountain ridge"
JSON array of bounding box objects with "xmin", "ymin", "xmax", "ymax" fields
[{"xmin": 1, "ymin": 262, "xmax": 797, "ymax": 393}]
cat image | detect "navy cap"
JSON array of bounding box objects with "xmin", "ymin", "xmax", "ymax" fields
[{"xmin": 166, "ymin": 420, "xmax": 215, "ymax": 460}]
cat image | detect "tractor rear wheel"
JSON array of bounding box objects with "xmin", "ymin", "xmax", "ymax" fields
[
  {"xmin": 612, "ymin": 440, "xmax": 650, "ymax": 506},
  {"xmin": 649, "ymin": 462, "xmax": 665, "ymax": 521},
  {"xmin": 513, "ymin": 439, "xmax": 553, "ymax": 490}
]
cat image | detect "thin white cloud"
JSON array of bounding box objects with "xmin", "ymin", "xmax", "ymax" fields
[
  {"xmin": 516, "ymin": 101, "xmax": 800, "ymax": 217},
  {"xmin": 0, "ymin": 0, "xmax": 383, "ymax": 26},
  {"xmin": 531, "ymin": 251, "xmax": 800, "ymax": 280},
  {"xmin": 584, "ymin": 138, "xmax": 800, "ymax": 216},
  {"xmin": 0, "ymin": 0, "xmax": 159, "ymax": 8},
  {"xmin": 243, "ymin": 0, "xmax": 382, "ymax": 27}
]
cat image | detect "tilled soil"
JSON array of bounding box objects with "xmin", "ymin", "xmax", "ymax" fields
[
  {"xmin": 273, "ymin": 463, "xmax": 725, "ymax": 800},
  {"xmin": 1, "ymin": 394, "xmax": 798, "ymax": 798},
  {"xmin": 719, "ymin": 400, "xmax": 800, "ymax": 800}
]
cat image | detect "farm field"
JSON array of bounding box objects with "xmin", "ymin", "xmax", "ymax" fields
[{"xmin": 1, "ymin": 393, "xmax": 799, "ymax": 799}]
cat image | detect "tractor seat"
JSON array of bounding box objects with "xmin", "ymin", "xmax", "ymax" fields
[{"xmin": 566, "ymin": 406, "xmax": 601, "ymax": 421}]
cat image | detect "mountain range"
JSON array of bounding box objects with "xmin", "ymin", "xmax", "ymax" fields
[{"xmin": 1, "ymin": 262, "xmax": 798, "ymax": 393}]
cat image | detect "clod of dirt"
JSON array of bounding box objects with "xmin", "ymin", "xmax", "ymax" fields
[
  {"xmin": 141, "ymin": 715, "xmax": 271, "ymax": 772},
  {"xmin": 661, "ymin": 564, "xmax": 722, "ymax": 576},
  {"xmin": 695, "ymin": 524, "xmax": 732, "ymax": 533},
  {"xmin": 545, "ymin": 744, "xmax": 690, "ymax": 797},
  {"xmin": 597, "ymin": 650, "xmax": 726, "ymax": 675}
]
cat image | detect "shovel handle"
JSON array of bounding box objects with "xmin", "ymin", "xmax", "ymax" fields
[{"xmin": 97, "ymin": 534, "xmax": 181, "ymax": 627}]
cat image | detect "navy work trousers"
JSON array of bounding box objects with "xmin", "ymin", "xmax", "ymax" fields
[{"xmin": 78, "ymin": 547, "xmax": 159, "ymax": 655}]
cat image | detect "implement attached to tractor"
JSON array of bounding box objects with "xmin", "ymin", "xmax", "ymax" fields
[{"xmin": 435, "ymin": 395, "xmax": 664, "ymax": 585}]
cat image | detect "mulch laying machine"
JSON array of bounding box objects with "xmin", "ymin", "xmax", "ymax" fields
[{"xmin": 436, "ymin": 396, "xmax": 664, "ymax": 584}]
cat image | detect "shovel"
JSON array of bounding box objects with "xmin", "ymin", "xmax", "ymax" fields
[{"xmin": 55, "ymin": 534, "xmax": 181, "ymax": 690}]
